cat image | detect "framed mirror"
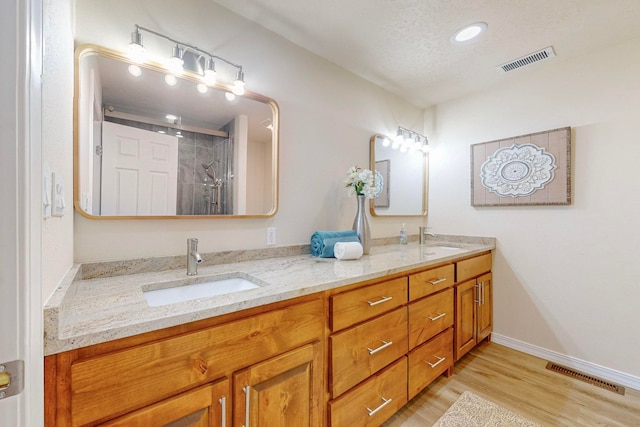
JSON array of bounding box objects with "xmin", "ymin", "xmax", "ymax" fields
[
  {"xmin": 74, "ymin": 45, "xmax": 279, "ymax": 219},
  {"xmin": 369, "ymin": 134, "xmax": 428, "ymax": 216}
]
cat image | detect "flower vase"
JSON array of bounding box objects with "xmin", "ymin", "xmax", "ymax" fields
[{"xmin": 352, "ymin": 194, "xmax": 371, "ymax": 255}]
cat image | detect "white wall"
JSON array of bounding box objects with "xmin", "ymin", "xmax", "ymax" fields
[
  {"xmin": 426, "ymin": 36, "xmax": 640, "ymax": 379},
  {"xmin": 72, "ymin": 0, "xmax": 424, "ymax": 261},
  {"xmin": 42, "ymin": 0, "xmax": 74, "ymax": 301}
]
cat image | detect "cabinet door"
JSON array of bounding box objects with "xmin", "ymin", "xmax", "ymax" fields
[
  {"xmin": 477, "ymin": 272, "xmax": 492, "ymax": 342},
  {"xmin": 454, "ymin": 279, "xmax": 477, "ymax": 361},
  {"xmin": 99, "ymin": 379, "xmax": 230, "ymax": 427},
  {"xmin": 233, "ymin": 342, "xmax": 322, "ymax": 427}
]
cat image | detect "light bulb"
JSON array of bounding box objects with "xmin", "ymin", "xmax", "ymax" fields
[
  {"xmin": 225, "ymin": 91, "xmax": 236, "ymax": 101},
  {"xmin": 204, "ymin": 58, "xmax": 217, "ymax": 85},
  {"xmin": 165, "ymin": 74, "xmax": 177, "ymax": 86},
  {"xmin": 128, "ymin": 29, "xmax": 145, "ymax": 62},
  {"xmin": 382, "ymin": 137, "xmax": 391, "ymax": 147},
  {"xmin": 232, "ymin": 70, "xmax": 245, "ymax": 96},
  {"xmin": 197, "ymin": 83, "xmax": 208, "ymax": 94},
  {"xmin": 128, "ymin": 64, "xmax": 142, "ymax": 77},
  {"xmin": 167, "ymin": 44, "xmax": 184, "ymax": 74}
]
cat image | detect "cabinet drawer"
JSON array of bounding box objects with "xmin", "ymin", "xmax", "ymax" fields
[
  {"xmin": 408, "ymin": 288, "xmax": 453, "ymax": 349},
  {"xmin": 99, "ymin": 379, "xmax": 229, "ymax": 427},
  {"xmin": 329, "ymin": 357, "xmax": 408, "ymax": 427},
  {"xmin": 408, "ymin": 328, "xmax": 453, "ymax": 400},
  {"xmin": 331, "ymin": 277, "xmax": 408, "ymax": 331},
  {"xmin": 456, "ymin": 252, "xmax": 492, "ymax": 283},
  {"xmin": 409, "ymin": 264, "xmax": 454, "ymax": 300},
  {"xmin": 330, "ymin": 307, "xmax": 408, "ymax": 398},
  {"xmin": 70, "ymin": 299, "xmax": 323, "ymax": 426}
]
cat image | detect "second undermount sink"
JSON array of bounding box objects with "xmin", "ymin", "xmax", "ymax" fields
[{"xmin": 143, "ymin": 274, "xmax": 262, "ymax": 307}]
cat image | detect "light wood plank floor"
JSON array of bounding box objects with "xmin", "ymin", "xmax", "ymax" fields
[{"xmin": 383, "ymin": 342, "xmax": 640, "ymax": 426}]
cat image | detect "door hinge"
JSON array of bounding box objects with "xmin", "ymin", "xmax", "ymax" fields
[
  {"xmin": 95, "ymin": 145, "xmax": 103, "ymax": 156},
  {"xmin": 0, "ymin": 360, "xmax": 24, "ymax": 399}
]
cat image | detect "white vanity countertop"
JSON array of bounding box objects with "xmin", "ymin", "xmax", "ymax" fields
[{"xmin": 44, "ymin": 240, "xmax": 495, "ymax": 355}]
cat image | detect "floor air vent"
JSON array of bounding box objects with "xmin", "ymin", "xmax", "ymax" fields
[
  {"xmin": 545, "ymin": 362, "xmax": 625, "ymax": 395},
  {"xmin": 497, "ymin": 46, "xmax": 556, "ymax": 73}
]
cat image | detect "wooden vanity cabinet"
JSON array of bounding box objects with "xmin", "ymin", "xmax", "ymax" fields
[
  {"xmin": 45, "ymin": 298, "xmax": 324, "ymax": 427},
  {"xmin": 454, "ymin": 253, "xmax": 493, "ymax": 361},
  {"xmin": 328, "ymin": 264, "xmax": 456, "ymax": 427}
]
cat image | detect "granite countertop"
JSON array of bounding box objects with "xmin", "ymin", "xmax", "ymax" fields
[{"xmin": 44, "ymin": 236, "xmax": 495, "ymax": 355}]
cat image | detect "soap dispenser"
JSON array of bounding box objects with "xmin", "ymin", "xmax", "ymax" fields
[{"xmin": 400, "ymin": 223, "xmax": 408, "ymax": 245}]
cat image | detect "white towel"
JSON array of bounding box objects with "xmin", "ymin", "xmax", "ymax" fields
[{"xmin": 334, "ymin": 241, "xmax": 364, "ymax": 260}]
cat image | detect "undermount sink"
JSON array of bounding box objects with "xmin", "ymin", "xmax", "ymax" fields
[{"xmin": 143, "ymin": 274, "xmax": 262, "ymax": 307}]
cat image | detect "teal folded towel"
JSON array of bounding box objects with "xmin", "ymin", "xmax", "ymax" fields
[{"xmin": 310, "ymin": 230, "xmax": 360, "ymax": 258}]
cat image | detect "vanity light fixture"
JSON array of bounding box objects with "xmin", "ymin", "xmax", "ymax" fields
[
  {"xmin": 451, "ymin": 22, "xmax": 487, "ymax": 43},
  {"xmin": 394, "ymin": 126, "xmax": 430, "ymax": 154},
  {"xmin": 128, "ymin": 25, "xmax": 247, "ymax": 94}
]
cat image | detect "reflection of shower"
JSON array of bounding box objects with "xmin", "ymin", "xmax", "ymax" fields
[{"xmin": 202, "ymin": 161, "xmax": 224, "ymax": 215}]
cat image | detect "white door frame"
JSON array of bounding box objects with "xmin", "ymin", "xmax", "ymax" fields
[{"xmin": 0, "ymin": 0, "xmax": 44, "ymax": 425}]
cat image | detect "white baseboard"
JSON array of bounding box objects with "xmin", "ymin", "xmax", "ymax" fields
[{"xmin": 491, "ymin": 333, "xmax": 640, "ymax": 391}]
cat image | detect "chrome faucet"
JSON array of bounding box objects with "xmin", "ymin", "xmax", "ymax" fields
[
  {"xmin": 187, "ymin": 238, "xmax": 203, "ymax": 276},
  {"xmin": 419, "ymin": 227, "xmax": 436, "ymax": 245}
]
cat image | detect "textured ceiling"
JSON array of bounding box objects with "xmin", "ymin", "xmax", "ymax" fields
[{"xmin": 212, "ymin": 0, "xmax": 640, "ymax": 108}]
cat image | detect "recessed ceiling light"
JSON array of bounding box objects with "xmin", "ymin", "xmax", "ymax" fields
[{"xmin": 451, "ymin": 22, "xmax": 487, "ymax": 43}]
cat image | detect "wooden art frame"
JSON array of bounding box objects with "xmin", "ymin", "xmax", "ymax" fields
[
  {"xmin": 374, "ymin": 159, "xmax": 390, "ymax": 208},
  {"xmin": 471, "ymin": 127, "xmax": 571, "ymax": 207}
]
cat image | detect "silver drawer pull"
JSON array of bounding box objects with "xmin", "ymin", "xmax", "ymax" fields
[
  {"xmin": 242, "ymin": 385, "xmax": 250, "ymax": 427},
  {"xmin": 428, "ymin": 277, "xmax": 447, "ymax": 285},
  {"xmin": 367, "ymin": 296, "xmax": 393, "ymax": 307},
  {"xmin": 427, "ymin": 313, "xmax": 446, "ymax": 321},
  {"xmin": 219, "ymin": 396, "xmax": 226, "ymax": 427},
  {"xmin": 426, "ymin": 356, "xmax": 446, "ymax": 368},
  {"xmin": 367, "ymin": 340, "xmax": 393, "ymax": 355},
  {"xmin": 366, "ymin": 396, "xmax": 393, "ymax": 417}
]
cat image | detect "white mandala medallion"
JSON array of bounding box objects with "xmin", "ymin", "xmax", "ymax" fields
[{"xmin": 480, "ymin": 144, "xmax": 556, "ymax": 197}]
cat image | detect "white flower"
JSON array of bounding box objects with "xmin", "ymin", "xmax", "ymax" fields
[{"xmin": 345, "ymin": 166, "xmax": 377, "ymax": 198}]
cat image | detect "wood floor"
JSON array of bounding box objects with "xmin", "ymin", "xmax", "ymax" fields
[{"xmin": 383, "ymin": 341, "xmax": 640, "ymax": 426}]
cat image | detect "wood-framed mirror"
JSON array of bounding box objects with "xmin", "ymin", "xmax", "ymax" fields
[
  {"xmin": 369, "ymin": 134, "xmax": 428, "ymax": 216},
  {"xmin": 74, "ymin": 45, "xmax": 279, "ymax": 219}
]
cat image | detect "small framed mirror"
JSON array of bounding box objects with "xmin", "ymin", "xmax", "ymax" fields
[
  {"xmin": 74, "ymin": 45, "xmax": 279, "ymax": 219},
  {"xmin": 369, "ymin": 134, "xmax": 428, "ymax": 216}
]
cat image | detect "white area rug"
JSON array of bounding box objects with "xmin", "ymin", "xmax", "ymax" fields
[{"xmin": 433, "ymin": 391, "xmax": 543, "ymax": 427}]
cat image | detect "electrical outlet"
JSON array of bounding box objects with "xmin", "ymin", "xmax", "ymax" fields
[{"xmin": 266, "ymin": 227, "xmax": 276, "ymax": 246}]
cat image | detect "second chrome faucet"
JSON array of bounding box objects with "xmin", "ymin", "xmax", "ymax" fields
[{"xmin": 187, "ymin": 238, "xmax": 203, "ymax": 275}]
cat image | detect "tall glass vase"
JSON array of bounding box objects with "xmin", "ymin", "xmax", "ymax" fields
[{"xmin": 352, "ymin": 194, "xmax": 371, "ymax": 255}]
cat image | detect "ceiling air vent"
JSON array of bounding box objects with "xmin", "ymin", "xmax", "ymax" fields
[{"xmin": 497, "ymin": 46, "xmax": 556, "ymax": 73}]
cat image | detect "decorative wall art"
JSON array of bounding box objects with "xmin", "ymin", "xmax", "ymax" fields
[
  {"xmin": 471, "ymin": 127, "xmax": 571, "ymax": 206},
  {"xmin": 374, "ymin": 160, "xmax": 390, "ymax": 208}
]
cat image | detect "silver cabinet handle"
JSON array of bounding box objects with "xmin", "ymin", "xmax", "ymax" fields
[
  {"xmin": 427, "ymin": 313, "xmax": 446, "ymax": 321},
  {"xmin": 428, "ymin": 277, "xmax": 447, "ymax": 285},
  {"xmin": 367, "ymin": 296, "xmax": 392, "ymax": 307},
  {"xmin": 242, "ymin": 385, "xmax": 250, "ymax": 427},
  {"xmin": 426, "ymin": 356, "xmax": 446, "ymax": 368},
  {"xmin": 367, "ymin": 340, "xmax": 393, "ymax": 355},
  {"xmin": 219, "ymin": 396, "xmax": 226, "ymax": 427},
  {"xmin": 366, "ymin": 396, "xmax": 393, "ymax": 417},
  {"xmin": 475, "ymin": 283, "xmax": 480, "ymax": 305}
]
